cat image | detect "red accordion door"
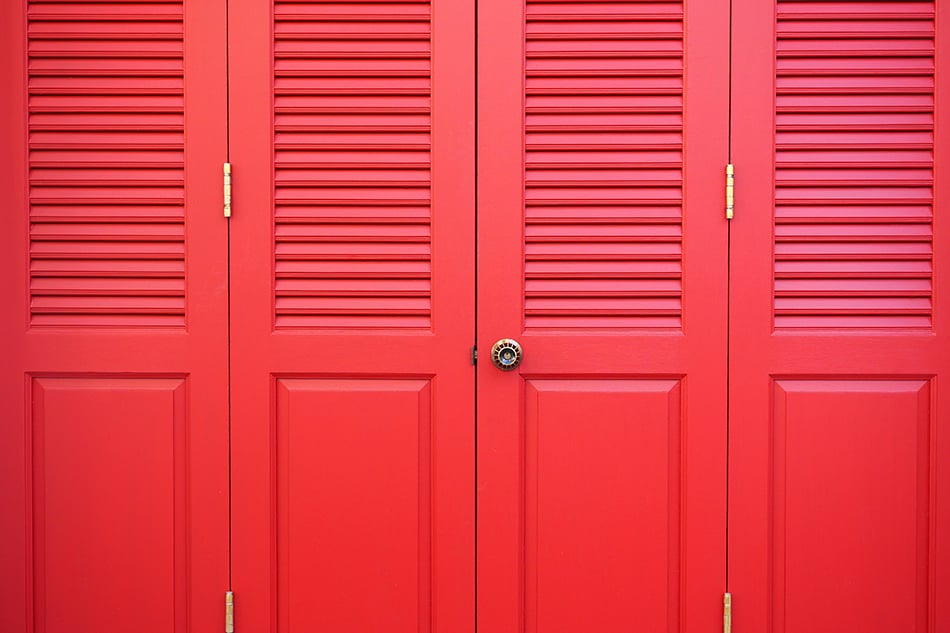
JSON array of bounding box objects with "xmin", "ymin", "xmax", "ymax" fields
[
  {"xmin": 0, "ymin": 2, "xmax": 230, "ymax": 633},
  {"xmin": 477, "ymin": 1, "xmax": 730, "ymax": 632},
  {"xmin": 729, "ymin": 1, "xmax": 950, "ymax": 632},
  {"xmin": 228, "ymin": 1, "xmax": 475, "ymax": 632}
]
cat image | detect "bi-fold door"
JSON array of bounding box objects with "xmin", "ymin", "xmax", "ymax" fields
[
  {"xmin": 2, "ymin": 1, "xmax": 949, "ymax": 633},
  {"xmin": 227, "ymin": 1, "xmax": 729, "ymax": 630},
  {"xmin": 227, "ymin": 0, "xmax": 728, "ymax": 631},
  {"xmin": 227, "ymin": 1, "xmax": 476, "ymax": 631},
  {"xmin": 476, "ymin": 0, "xmax": 729, "ymax": 631},
  {"xmin": 480, "ymin": 1, "xmax": 950, "ymax": 632},
  {"xmin": 0, "ymin": 2, "xmax": 230, "ymax": 633},
  {"xmin": 729, "ymin": 2, "xmax": 950, "ymax": 631}
]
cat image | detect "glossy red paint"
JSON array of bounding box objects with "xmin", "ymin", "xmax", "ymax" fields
[
  {"xmin": 2, "ymin": 2, "xmax": 949, "ymax": 632},
  {"xmin": 228, "ymin": 1, "xmax": 474, "ymax": 632},
  {"xmin": 0, "ymin": 2, "xmax": 230, "ymax": 633},
  {"xmin": 477, "ymin": 1, "xmax": 729, "ymax": 631},
  {"xmin": 729, "ymin": 1, "xmax": 950, "ymax": 632}
]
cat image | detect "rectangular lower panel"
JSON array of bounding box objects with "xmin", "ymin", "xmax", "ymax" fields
[
  {"xmin": 772, "ymin": 379, "xmax": 931, "ymax": 633},
  {"xmin": 31, "ymin": 376, "xmax": 187, "ymax": 633},
  {"xmin": 275, "ymin": 378, "xmax": 432, "ymax": 633},
  {"xmin": 524, "ymin": 379, "xmax": 682, "ymax": 633}
]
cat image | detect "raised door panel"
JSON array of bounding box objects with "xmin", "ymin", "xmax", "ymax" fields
[
  {"xmin": 770, "ymin": 380, "xmax": 931, "ymax": 632},
  {"xmin": 729, "ymin": 2, "xmax": 950, "ymax": 632},
  {"xmin": 524, "ymin": 380, "xmax": 683, "ymax": 633},
  {"xmin": 228, "ymin": 1, "xmax": 474, "ymax": 631},
  {"xmin": 275, "ymin": 379, "xmax": 433, "ymax": 633},
  {"xmin": 0, "ymin": 2, "xmax": 230, "ymax": 633},
  {"xmin": 30, "ymin": 378, "xmax": 188, "ymax": 633},
  {"xmin": 477, "ymin": 1, "xmax": 730, "ymax": 631}
]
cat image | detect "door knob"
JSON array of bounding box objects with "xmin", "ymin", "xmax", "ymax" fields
[{"xmin": 490, "ymin": 339, "xmax": 523, "ymax": 371}]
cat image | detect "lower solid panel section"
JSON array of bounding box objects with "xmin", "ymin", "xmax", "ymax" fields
[
  {"xmin": 772, "ymin": 378, "xmax": 932, "ymax": 633},
  {"xmin": 275, "ymin": 377, "xmax": 432, "ymax": 633},
  {"xmin": 31, "ymin": 376, "xmax": 187, "ymax": 633},
  {"xmin": 524, "ymin": 378, "xmax": 682, "ymax": 633}
]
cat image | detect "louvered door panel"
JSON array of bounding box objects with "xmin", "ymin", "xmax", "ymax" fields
[
  {"xmin": 774, "ymin": 2, "xmax": 935, "ymax": 329},
  {"xmin": 0, "ymin": 3, "xmax": 229, "ymax": 633},
  {"xmin": 230, "ymin": 0, "xmax": 474, "ymax": 631},
  {"xmin": 28, "ymin": 2, "xmax": 186, "ymax": 327},
  {"xmin": 273, "ymin": 2, "xmax": 432, "ymax": 329},
  {"xmin": 478, "ymin": 0, "xmax": 729, "ymax": 631},
  {"xmin": 730, "ymin": 2, "xmax": 950, "ymax": 632},
  {"xmin": 525, "ymin": 1, "xmax": 684, "ymax": 329}
]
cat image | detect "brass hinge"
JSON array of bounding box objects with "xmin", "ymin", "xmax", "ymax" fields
[
  {"xmin": 723, "ymin": 592, "xmax": 732, "ymax": 633},
  {"xmin": 725, "ymin": 163, "xmax": 735, "ymax": 220},
  {"xmin": 223, "ymin": 163, "xmax": 232, "ymax": 218},
  {"xmin": 225, "ymin": 591, "xmax": 234, "ymax": 633}
]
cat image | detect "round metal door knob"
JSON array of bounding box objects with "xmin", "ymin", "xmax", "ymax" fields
[{"xmin": 491, "ymin": 338, "xmax": 523, "ymax": 371}]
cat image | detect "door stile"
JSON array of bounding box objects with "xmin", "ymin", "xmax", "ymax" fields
[
  {"xmin": 475, "ymin": 0, "xmax": 525, "ymax": 628},
  {"xmin": 0, "ymin": 3, "xmax": 29, "ymax": 629}
]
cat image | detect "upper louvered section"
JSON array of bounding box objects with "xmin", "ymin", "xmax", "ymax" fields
[
  {"xmin": 775, "ymin": 1, "xmax": 934, "ymax": 329},
  {"xmin": 274, "ymin": 2, "xmax": 432, "ymax": 329},
  {"xmin": 524, "ymin": 1, "xmax": 684, "ymax": 329},
  {"xmin": 28, "ymin": 1, "xmax": 185, "ymax": 328}
]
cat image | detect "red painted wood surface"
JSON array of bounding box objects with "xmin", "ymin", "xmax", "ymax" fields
[
  {"xmin": 0, "ymin": 2, "xmax": 230, "ymax": 633},
  {"xmin": 3, "ymin": 4, "xmax": 948, "ymax": 633},
  {"xmin": 228, "ymin": 1, "xmax": 474, "ymax": 632},
  {"xmin": 477, "ymin": 1, "xmax": 729, "ymax": 631},
  {"xmin": 729, "ymin": 1, "xmax": 950, "ymax": 632}
]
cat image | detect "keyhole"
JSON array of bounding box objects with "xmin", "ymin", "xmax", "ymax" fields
[{"xmin": 491, "ymin": 339, "xmax": 522, "ymax": 371}]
